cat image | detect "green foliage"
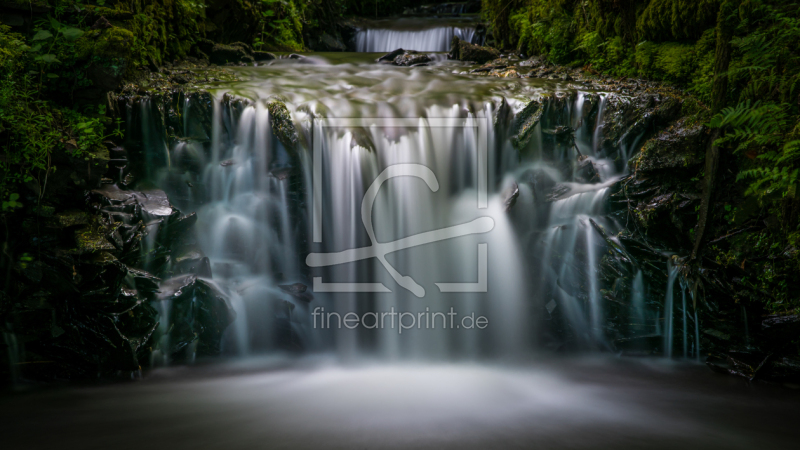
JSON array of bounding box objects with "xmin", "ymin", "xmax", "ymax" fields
[
  {"xmin": 710, "ymin": 100, "xmax": 800, "ymax": 197},
  {"xmin": 2, "ymin": 193, "xmax": 23, "ymax": 212},
  {"xmin": 0, "ymin": 16, "xmax": 120, "ymax": 200},
  {"xmin": 254, "ymin": 0, "xmax": 306, "ymax": 51},
  {"xmin": 636, "ymin": 0, "xmax": 719, "ymax": 41},
  {"xmin": 508, "ymin": 1, "xmax": 574, "ymax": 62}
]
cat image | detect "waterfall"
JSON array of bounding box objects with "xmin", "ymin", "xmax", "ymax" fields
[
  {"xmin": 630, "ymin": 271, "xmax": 645, "ymax": 332},
  {"xmin": 120, "ymin": 55, "xmax": 660, "ymax": 361},
  {"xmin": 682, "ymin": 284, "xmax": 688, "ymax": 358},
  {"xmin": 663, "ymin": 261, "xmax": 679, "ymax": 357},
  {"xmin": 694, "ymin": 309, "xmax": 701, "ymax": 361},
  {"xmin": 355, "ymin": 26, "xmax": 476, "ymax": 52}
]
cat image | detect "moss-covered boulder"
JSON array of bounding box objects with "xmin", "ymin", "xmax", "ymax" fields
[
  {"xmin": 449, "ymin": 36, "xmax": 500, "ymax": 64},
  {"xmin": 75, "ymin": 26, "xmax": 135, "ymax": 61},
  {"xmin": 253, "ymin": 51, "xmax": 277, "ymax": 61},
  {"xmin": 267, "ymin": 98, "xmax": 299, "ymax": 151},
  {"xmin": 74, "ymin": 26, "xmax": 135, "ymax": 95},
  {"xmin": 511, "ymin": 100, "xmax": 543, "ymax": 150},
  {"xmin": 633, "ymin": 123, "xmax": 706, "ymax": 173}
]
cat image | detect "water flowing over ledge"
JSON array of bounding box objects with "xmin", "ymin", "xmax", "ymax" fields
[
  {"xmin": 353, "ymin": 18, "xmax": 480, "ymax": 52},
  {"xmin": 102, "ymin": 54, "xmax": 699, "ymax": 365}
]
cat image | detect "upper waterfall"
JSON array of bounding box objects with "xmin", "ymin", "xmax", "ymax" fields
[{"xmin": 354, "ymin": 18, "xmax": 479, "ymax": 52}]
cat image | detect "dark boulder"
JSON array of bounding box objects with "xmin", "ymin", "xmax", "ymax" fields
[
  {"xmin": 520, "ymin": 167, "xmax": 558, "ymax": 203},
  {"xmin": 377, "ymin": 48, "xmax": 405, "ymax": 63},
  {"xmin": 209, "ymin": 43, "xmax": 254, "ymax": 65},
  {"xmin": 253, "ymin": 51, "xmax": 277, "ymax": 62},
  {"xmin": 393, "ymin": 51, "xmax": 432, "ymax": 66},
  {"xmin": 279, "ymin": 283, "xmax": 314, "ymax": 304},
  {"xmin": 633, "ymin": 124, "xmax": 706, "ymax": 173},
  {"xmin": 501, "ymin": 182, "xmax": 519, "ymax": 212},
  {"xmin": 575, "ymin": 157, "xmax": 600, "ymax": 184}
]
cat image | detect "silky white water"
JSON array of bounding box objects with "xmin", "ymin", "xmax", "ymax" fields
[
  {"xmin": 130, "ymin": 52, "xmax": 671, "ymax": 361},
  {"xmin": 355, "ymin": 26, "xmax": 476, "ymax": 52}
]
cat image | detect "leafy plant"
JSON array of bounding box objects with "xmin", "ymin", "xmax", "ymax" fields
[{"xmin": 1, "ymin": 193, "xmax": 23, "ymax": 212}]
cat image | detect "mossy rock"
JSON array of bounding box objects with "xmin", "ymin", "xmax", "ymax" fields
[
  {"xmin": 74, "ymin": 226, "xmax": 115, "ymax": 254},
  {"xmin": 75, "ymin": 26, "xmax": 135, "ymax": 61},
  {"xmin": 633, "ymin": 123, "xmax": 706, "ymax": 173},
  {"xmin": 55, "ymin": 211, "xmax": 90, "ymax": 228},
  {"xmin": 83, "ymin": 6, "xmax": 134, "ymax": 21},
  {"xmin": 267, "ymin": 98, "xmax": 299, "ymax": 151},
  {"xmin": 449, "ymin": 36, "xmax": 500, "ymax": 64},
  {"xmin": 511, "ymin": 100, "xmax": 543, "ymax": 150}
]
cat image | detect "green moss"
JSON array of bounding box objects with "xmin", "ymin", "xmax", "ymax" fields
[
  {"xmin": 636, "ymin": 0, "xmax": 719, "ymax": 41},
  {"xmin": 511, "ymin": 100, "xmax": 543, "ymax": 150},
  {"xmin": 75, "ymin": 27, "xmax": 135, "ymax": 61},
  {"xmin": 55, "ymin": 211, "xmax": 90, "ymax": 228},
  {"xmin": 266, "ymin": 98, "xmax": 298, "ymax": 151},
  {"xmin": 74, "ymin": 225, "xmax": 115, "ymax": 253}
]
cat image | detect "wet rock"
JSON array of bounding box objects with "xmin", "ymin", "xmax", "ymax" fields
[
  {"xmin": 279, "ymin": 283, "xmax": 313, "ymax": 303},
  {"xmin": 511, "ymin": 100, "xmax": 543, "ymax": 150},
  {"xmin": 545, "ymin": 184, "xmax": 572, "ymax": 202},
  {"xmin": 267, "ymin": 98, "xmax": 299, "ymax": 151},
  {"xmin": 501, "ymin": 182, "xmax": 519, "ymax": 211},
  {"xmin": 155, "ymin": 275, "xmax": 197, "ymax": 302},
  {"xmin": 253, "ymin": 51, "xmax": 276, "ymax": 62},
  {"xmin": 90, "ymin": 183, "xmax": 137, "ymax": 206},
  {"xmin": 762, "ymin": 356, "xmax": 800, "ymax": 383},
  {"xmin": 79, "ymin": 252, "xmax": 128, "ymax": 303},
  {"xmin": 220, "ymin": 159, "xmax": 235, "ymax": 167},
  {"xmin": 393, "ymin": 51, "xmax": 432, "ymax": 66},
  {"xmin": 520, "ymin": 168, "xmax": 558, "ymax": 203},
  {"xmin": 137, "ymin": 189, "xmax": 177, "ymax": 222},
  {"xmin": 633, "ymin": 123, "xmax": 705, "ymax": 173},
  {"xmin": 470, "ymin": 62, "xmax": 506, "ymax": 73},
  {"xmin": 761, "ymin": 314, "xmax": 800, "ymax": 345},
  {"xmin": 377, "ymin": 48, "xmax": 405, "ymax": 63},
  {"xmin": 165, "ymin": 213, "xmax": 198, "ymax": 237},
  {"xmin": 128, "ymin": 267, "xmax": 161, "ymax": 293},
  {"xmin": 279, "ymin": 283, "xmax": 307, "ymax": 294},
  {"xmin": 449, "ymin": 36, "xmax": 500, "ymax": 64},
  {"xmin": 74, "ymin": 226, "xmax": 116, "ymax": 253},
  {"xmin": 575, "ymin": 157, "xmax": 600, "ymax": 184},
  {"xmin": 706, "ymin": 351, "xmax": 771, "ymax": 380},
  {"xmin": 188, "ymin": 279, "xmax": 236, "ymax": 355},
  {"xmin": 54, "ymin": 211, "xmax": 90, "ymax": 228},
  {"xmin": 174, "ymin": 250, "xmax": 213, "ymax": 277}
]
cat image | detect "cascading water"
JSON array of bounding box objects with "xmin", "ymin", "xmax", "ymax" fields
[
  {"xmin": 354, "ymin": 19, "xmax": 477, "ymax": 52},
  {"xmin": 126, "ymin": 52, "xmax": 669, "ymax": 361}
]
